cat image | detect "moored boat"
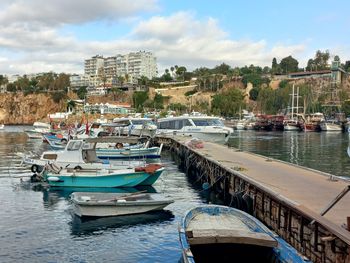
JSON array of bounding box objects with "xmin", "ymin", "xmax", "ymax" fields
[
  {"xmin": 112, "ymin": 117, "xmax": 157, "ymax": 138},
  {"xmin": 71, "ymin": 192, "xmax": 174, "ymax": 217},
  {"xmin": 320, "ymin": 120, "xmax": 343, "ymax": 132},
  {"xmin": 43, "ymin": 164, "xmax": 165, "ymax": 188},
  {"xmin": 156, "ymin": 113, "xmax": 233, "ymax": 143},
  {"xmin": 179, "ymin": 205, "xmax": 310, "ymax": 263},
  {"xmin": 25, "ymin": 121, "xmax": 51, "ymax": 139}
]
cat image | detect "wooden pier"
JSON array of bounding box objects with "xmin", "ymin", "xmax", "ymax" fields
[{"xmin": 155, "ymin": 136, "xmax": 350, "ymax": 263}]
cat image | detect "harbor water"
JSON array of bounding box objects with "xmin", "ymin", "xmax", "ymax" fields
[
  {"xmin": 1, "ymin": 127, "xmax": 350, "ymax": 262},
  {"xmin": 228, "ymin": 130, "xmax": 350, "ymax": 178}
]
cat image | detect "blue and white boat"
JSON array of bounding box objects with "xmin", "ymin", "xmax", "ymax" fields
[
  {"xmin": 44, "ymin": 164, "xmax": 165, "ymax": 188},
  {"xmin": 179, "ymin": 205, "xmax": 310, "ymax": 263},
  {"xmin": 96, "ymin": 145, "xmax": 162, "ymax": 160}
]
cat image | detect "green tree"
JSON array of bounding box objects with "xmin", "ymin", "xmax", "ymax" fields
[
  {"xmin": 133, "ymin": 91, "xmax": 148, "ymax": 111},
  {"xmin": 313, "ymin": 50, "xmax": 330, "ymax": 70},
  {"xmin": 280, "ymin": 55, "xmax": 299, "ymax": 74},
  {"xmin": 0, "ymin": 75, "xmax": 8, "ymax": 86},
  {"xmin": 51, "ymin": 91, "xmax": 66, "ymax": 103},
  {"xmin": 271, "ymin": 57, "xmax": 278, "ymax": 74},
  {"xmin": 76, "ymin": 86, "xmax": 87, "ymax": 100},
  {"xmin": 211, "ymin": 89, "xmax": 246, "ymax": 117},
  {"xmin": 6, "ymin": 83, "xmax": 16, "ymax": 92},
  {"xmin": 212, "ymin": 63, "xmax": 232, "ymax": 75},
  {"xmin": 249, "ymin": 87, "xmax": 260, "ymax": 101},
  {"xmin": 153, "ymin": 93, "xmax": 164, "ymax": 109}
]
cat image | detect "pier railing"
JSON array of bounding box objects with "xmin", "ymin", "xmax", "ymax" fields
[{"xmin": 155, "ymin": 136, "xmax": 350, "ymax": 263}]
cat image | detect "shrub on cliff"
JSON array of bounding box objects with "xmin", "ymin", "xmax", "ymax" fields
[{"xmin": 51, "ymin": 91, "xmax": 66, "ymax": 103}]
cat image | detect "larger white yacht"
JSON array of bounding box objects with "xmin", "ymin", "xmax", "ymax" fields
[
  {"xmin": 112, "ymin": 117, "xmax": 157, "ymax": 138},
  {"xmin": 156, "ymin": 113, "xmax": 233, "ymax": 143}
]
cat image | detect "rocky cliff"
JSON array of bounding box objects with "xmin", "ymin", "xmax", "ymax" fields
[{"xmin": 0, "ymin": 93, "xmax": 63, "ymax": 124}]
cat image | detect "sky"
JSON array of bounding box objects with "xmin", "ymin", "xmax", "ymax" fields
[{"xmin": 0, "ymin": 0, "xmax": 349, "ymax": 76}]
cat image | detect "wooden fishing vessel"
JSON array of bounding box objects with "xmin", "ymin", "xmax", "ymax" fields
[{"xmin": 179, "ymin": 205, "xmax": 310, "ymax": 263}]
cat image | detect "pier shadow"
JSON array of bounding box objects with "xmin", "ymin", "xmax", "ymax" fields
[{"xmin": 69, "ymin": 210, "xmax": 174, "ymax": 236}]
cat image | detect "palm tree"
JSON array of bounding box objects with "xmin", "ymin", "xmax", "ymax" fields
[{"xmin": 170, "ymin": 66, "xmax": 175, "ymax": 79}]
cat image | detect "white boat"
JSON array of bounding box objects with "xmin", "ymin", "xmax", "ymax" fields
[
  {"xmin": 0, "ymin": 124, "xmax": 4, "ymax": 130},
  {"xmin": 284, "ymin": 85, "xmax": 301, "ymax": 132},
  {"xmin": 156, "ymin": 113, "xmax": 233, "ymax": 143},
  {"xmin": 283, "ymin": 119, "xmax": 300, "ymax": 131},
  {"xmin": 18, "ymin": 137, "xmax": 147, "ymax": 173},
  {"xmin": 320, "ymin": 120, "xmax": 343, "ymax": 132},
  {"xmin": 25, "ymin": 121, "xmax": 51, "ymax": 139},
  {"xmin": 71, "ymin": 192, "xmax": 174, "ymax": 217},
  {"xmin": 112, "ymin": 117, "xmax": 157, "ymax": 138},
  {"xmin": 234, "ymin": 120, "xmax": 245, "ymax": 130}
]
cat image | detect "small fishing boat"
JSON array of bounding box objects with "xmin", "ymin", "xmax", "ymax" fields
[
  {"xmin": 25, "ymin": 121, "xmax": 51, "ymax": 139},
  {"xmin": 96, "ymin": 145, "xmax": 163, "ymax": 160},
  {"xmin": 18, "ymin": 137, "xmax": 149, "ymax": 173},
  {"xmin": 179, "ymin": 205, "xmax": 310, "ymax": 263},
  {"xmin": 71, "ymin": 191, "xmax": 174, "ymax": 217},
  {"xmin": 43, "ymin": 163, "xmax": 165, "ymax": 188}
]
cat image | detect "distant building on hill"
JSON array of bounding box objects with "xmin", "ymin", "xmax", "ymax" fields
[{"xmin": 77, "ymin": 51, "xmax": 157, "ymax": 89}]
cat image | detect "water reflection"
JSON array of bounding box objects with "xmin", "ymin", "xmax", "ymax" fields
[
  {"xmin": 228, "ymin": 131, "xmax": 350, "ymax": 177},
  {"xmin": 70, "ymin": 210, "xmax": 174, "ymax": 236}
]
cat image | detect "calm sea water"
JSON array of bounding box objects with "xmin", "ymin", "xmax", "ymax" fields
[
  {"xmin": 0, "ymin": 127, "xmax": 349, "ymax": 263},
  {"xmin": 227, "ymin": 130, "xmax": 350, "ymax": 178}
]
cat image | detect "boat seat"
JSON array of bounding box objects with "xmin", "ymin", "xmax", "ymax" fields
[{"xmin": 186, "ymin": 229, "xmax": 277, "ymax": 248}]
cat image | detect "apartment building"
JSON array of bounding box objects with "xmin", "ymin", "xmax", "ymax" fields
[
  {"xmin": 84, "ymin": 55, "xmax": 104, "ymax": 77},
  {"xmin": 83, "ymin": 51, "xmax": 157, "ymax": 87}
]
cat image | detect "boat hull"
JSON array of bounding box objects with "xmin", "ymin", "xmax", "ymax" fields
[
  {"xmin": 44, "ymin": 170, "xmax": 151, "ymax": 188},
  {"xmin": 320, "ymin": 122, "xmax": 343, "ymax": 132},
  {"xmin": 71, "ymin": 192, "xmax": 173, "ymax": 217},
  {"xmin": 96, "ymin": 147, "xmax": 161, "ymax": 159}
]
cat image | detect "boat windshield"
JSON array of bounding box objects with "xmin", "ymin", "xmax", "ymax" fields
[
  {"xmin": 132, "ymin": 120, "xmax": 154, "ymax": 125},
  {"xmin": 67, "ymin": 141, "xmax": 83, "ymax": 151},
  {"xmin": 192, "ymin": 118, "xmax": 224, "ymax": 127}
]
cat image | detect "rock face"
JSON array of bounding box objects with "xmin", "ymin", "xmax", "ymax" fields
[{"xmin": 0, "ymin": 93, "xmax": 63, "ymax": 124}]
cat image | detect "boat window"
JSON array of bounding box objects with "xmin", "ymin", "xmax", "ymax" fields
[
  {"xmin": 159, "ymin": 121, "xmax": 168, "ymax": 129},
  {"xmin": 42, "ymin": 154, "xmax": 57, "ymax": 160},
  {"xmin": 168, "ymin": 120, "xmax": 175, "ymax": 129},
  {"xmin": 91, "ymin": 123, "xmax": 100, "ymax": 128},
  {"xmin": 183, "ymin": 119, "xmax": 192, "ymax": 127},
  {"xmin": 67, "ymin": 141, "xmax": 82, "ymax": 151},
  {"xmin": 82, "ymin": 143, "xmax": 94, "ymax": 149},
  {"xmin": 192, "ymin": 118, "xmax": 224, "ymax": 126},
  {"xmin": 174, "ymin": 120, "xmax": 183, "ymax": 130}
]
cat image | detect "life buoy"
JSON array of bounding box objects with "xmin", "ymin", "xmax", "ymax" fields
[
  {"xmin": 31, "ymin": 164, "xmax": 39, "ymax": 173},
  {"xmin": 61, "ymin": 138, "xmax": 67, "ymax": 143}
]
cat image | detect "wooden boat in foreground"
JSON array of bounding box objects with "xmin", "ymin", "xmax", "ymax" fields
[
  {"xmin": 71, "ymin": 192, "xmax": 174, "ymax": 217},
  {"xmin": 179, "ymin": 205, "xmax": 310, "ymax": 263}
]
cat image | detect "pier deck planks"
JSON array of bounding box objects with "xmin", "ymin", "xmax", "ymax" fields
[{"xmin": 175, "ymin": 137, "xmax": 350, "ymax": 227}]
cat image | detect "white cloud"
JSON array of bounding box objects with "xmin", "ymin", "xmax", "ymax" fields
[
  {"xmin": 0, "ymin": 0, "xmax": 158, "ymax": 26},
  {"xmin": 0, "ymin": 6, "xmax": 311, "ymax": 75}
]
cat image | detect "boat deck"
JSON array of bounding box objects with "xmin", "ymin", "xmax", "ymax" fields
[{"xmin": 174, "ymin": 137, "xmax": 350, "ymax": 227}]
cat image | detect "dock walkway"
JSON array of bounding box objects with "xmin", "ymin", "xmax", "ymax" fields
[{"xmin": 174, "ymin": 137, "xmax": 350, "ymax": 227}]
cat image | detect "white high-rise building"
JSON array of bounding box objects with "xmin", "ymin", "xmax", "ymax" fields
[
  {"xmin": 84, "ymin": 51, "xmax": 157, "ymax": 86},
  {"xmin": 124, "ymin": 51, "xmax": 157, "ymax": 83},
  {"xmin": 84, "ymin": 55, "xmax": 104, "ymax": 77}
]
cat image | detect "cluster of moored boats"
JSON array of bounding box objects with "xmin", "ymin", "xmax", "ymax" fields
[
  {"xmin": 18, "ymin": 116, "xmax": 310, "ymax": 262},
  {"xmin": 232, "ymin": 112, "xmax": 346, "ymax": 132}
]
